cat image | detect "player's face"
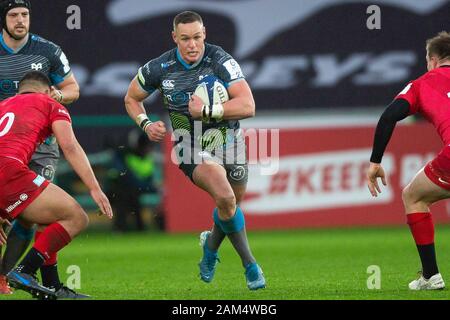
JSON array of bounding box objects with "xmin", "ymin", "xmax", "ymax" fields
[
  {"xmin": 5, "ymin": 7, "xmax": 30, "ymax": 40},
  {"xmin": 172, "ymin": 21, "xmax": 206, "ymax": 64}
]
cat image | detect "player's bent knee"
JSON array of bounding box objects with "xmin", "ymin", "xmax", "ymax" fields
[
  {"xmin": 74, "ymin": 210, "xmax": 89, "ymax": 232},
  {"xmin": 215, "ymin": 194, "xmax": 237, "ymax": 219},
  {"xmin": 402, "ymin": 186, "xmax": 431, "ymax": 213},
  {"xmin": 401, "ymin": 185, "xmax": 416, "ymax": 205},
  {"xmin": 65, "ymin": 203, "xmax": 89, "ymax": 232}
]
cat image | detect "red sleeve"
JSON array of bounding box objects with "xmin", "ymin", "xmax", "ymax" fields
[
  {"xmin": 49, "ymin": 100, "xmax": 71, "ymax": 124},
  {"xmin": 395, "ymin": 80, "xmax": 420, "ymax": 115}
]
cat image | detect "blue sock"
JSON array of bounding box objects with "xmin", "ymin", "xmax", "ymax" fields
[
  {"xmin": 11, "ymin": 220, "xmax": 35, "ymax": 241},
  {"xmin": 213, "ymin": 207, "xmax": 245, "ymax": 234}
]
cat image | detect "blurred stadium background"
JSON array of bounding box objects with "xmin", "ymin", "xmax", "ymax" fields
[
  {"xmin": 31, "ymin": 0, "xmax": 450, "ymax": 232},
  {"xmin": 10, "ymin": 0, "xmax": 450, "ymax": 300}
]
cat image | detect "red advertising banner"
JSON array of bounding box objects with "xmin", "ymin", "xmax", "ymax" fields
[{"xmin": 164, "ymin": 122, "xmax": 450, "ymax": 233}]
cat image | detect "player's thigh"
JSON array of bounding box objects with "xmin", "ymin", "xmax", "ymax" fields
[
  {"xmin": 225, "ymin": 164, "xmax": 248, "ymax": 204},
  {"xmin": 404, "ymin": 169, "xmax": 450, "ymax": 205},
  {"xmin": 230, "ymin": 183, "xmax": 247, "ymax": 205},
  {"xmin": 192, "ymin": 161, "xmax": 235, "ymax": 201},
  {"xmin": 19, "ymin": 183, "xmax": 84, "ymax": 226}
]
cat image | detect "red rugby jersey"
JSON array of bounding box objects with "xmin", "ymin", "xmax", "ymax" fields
[
  {"xmin": 396, "ymin": 66, "xmax": 450, "ymax": 144},
  {"xmin": 0, "ymin": 93, "xmax": 71, "ymax": 164}
]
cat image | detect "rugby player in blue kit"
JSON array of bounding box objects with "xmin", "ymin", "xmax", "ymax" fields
[{"xmin": 124, "ymin": 11, "xmax": 266, "ymax": 290}]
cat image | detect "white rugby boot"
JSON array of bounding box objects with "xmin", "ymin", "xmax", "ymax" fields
[{"xmin": 408, "ymin": 272, "xmax": 445, "ymax": 290}]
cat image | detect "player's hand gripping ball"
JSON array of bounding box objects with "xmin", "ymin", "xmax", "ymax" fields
[{"xmin": 192, "ymin": 75, "xmax": 229, "ymax": 123}]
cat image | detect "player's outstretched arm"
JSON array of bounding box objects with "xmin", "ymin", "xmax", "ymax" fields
[
  {"xmin": 52, "ymin": 120, "xmax": 113, "ymax": 219},
  {"xmin": 124, "ymin": 77, "xmax": 166, "ymax": 142},
  {"xmin": 367, "ymin": 99, "xmax": 410, "ymax": 197},
  {"xmin": 221, "ymin": 80, "xmax": 255, "ymax": 120}
]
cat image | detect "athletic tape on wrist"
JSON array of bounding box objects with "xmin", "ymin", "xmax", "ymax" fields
[
  {"xmin": 136, "ymin": 113, "xmax": 152, "ymax": 132},
  {"xmin": 202, "ymin": 105, "xmax": 210, "ymax": 121},
  {"xmin": 202, "ymin": 104, "xmax": 224, "ymax": 121}
]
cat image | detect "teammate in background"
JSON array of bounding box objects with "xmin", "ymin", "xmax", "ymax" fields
[
  {"xmin": 0, "ymin": 0, "xmax": 82, "ymax": 297},
  {"xmin": 124, "ymin": 11, "xmax": 266, "ymax": 290},
  {"xmin": 0, "ymin": 71, "xmax": 112, "ymax": 299},
  {"xmin": 367, "ymin": 31, "xmax": 450, "ymax": 290}
]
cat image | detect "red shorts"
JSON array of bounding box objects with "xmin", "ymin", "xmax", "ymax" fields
[
  {"xmin": 424, "ymin": 145, "xmax": 450, "ymax": 191},
  {"xmin": 0, "ymin": 157, "xmax": 50, "ymax": 220}
]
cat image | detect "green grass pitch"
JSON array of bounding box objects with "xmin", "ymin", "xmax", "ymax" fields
[{"xmin": 3, "ymin": 225, "xmax": 450, "ymax": 300}]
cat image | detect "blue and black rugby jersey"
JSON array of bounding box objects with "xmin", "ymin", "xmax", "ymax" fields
[
  {"xmin": 0, "ymin": 33, "xmax": 72, "ymax": 101},
  {"xmin": 137, "ymin": 43, "xmax": 246, "ymax": 136}
]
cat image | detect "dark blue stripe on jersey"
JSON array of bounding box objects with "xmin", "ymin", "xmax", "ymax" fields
[
  {"xmin": 176, "ymin": 49, "xmax": 194, "ymax": 70},
  {"xmin": 137, "ymin": 75, "xmax": 156, "ymax": 94},
  {"xmin": 49, "ymin": 72, "xmax": 65, "ymax": 85},
  {"xmin": 0, "ymin": 34, "xmax": 14, "ymax": 54}
]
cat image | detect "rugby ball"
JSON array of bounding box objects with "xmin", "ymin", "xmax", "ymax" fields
[{"xmin": 194, "ymin": 75, "xmax": 229, "ymax": 106}]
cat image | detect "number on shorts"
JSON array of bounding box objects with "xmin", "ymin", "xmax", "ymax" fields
[{"xmin": 0, "ymin": 112, "xmax": 15, "ymax": 137}]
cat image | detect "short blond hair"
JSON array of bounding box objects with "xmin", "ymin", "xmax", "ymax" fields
[
  {"xmin": 426, "ymin": 31, "xmax": 450, "ymax": 62},
  {"xmin": 173, "ymin": 11, "xmax": 203, "ymax": 31}
]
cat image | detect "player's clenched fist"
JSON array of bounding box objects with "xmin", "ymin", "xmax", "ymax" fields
[
  {"xmin": 188, "ymin": 95, "xmax": 204, "ymax": 120},
  {"xmin": 145, "ymin": 121, "xmax": 167, "ymax": 142}
]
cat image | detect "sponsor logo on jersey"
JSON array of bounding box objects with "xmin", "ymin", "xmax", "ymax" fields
[
  {"xmin": 6, "ymin": 193, "xmax": 28, "ymax": 213},
  {"xmin": 162, "ymin": 80, "xmax": 175, "ymax": 90},
  {"xmin": 0, "ymin": 80, "xmax": 20, "ymax": 93},
  {"xmin": 164, "ymin": 91, "xmax": 193, "ymax": 104},
  {"xmin": 161, "ymin": 60, "xmax": 176, "ymax": 69},
  {"xmin": 31, "ymin": 63, "xmax": 43, "ymax": 71},
  {"xmin": 223, "ymin": 59, "xmax": 243, "ymax": 80}
]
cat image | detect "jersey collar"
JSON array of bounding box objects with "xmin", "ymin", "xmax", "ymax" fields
[
  {"xmin": 176, "ymin": 48, "xmax": 205, "ymax": 70},
  {"xmin": 0, "ymin": 33, "xmax": 29, "ymax": 54}
]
